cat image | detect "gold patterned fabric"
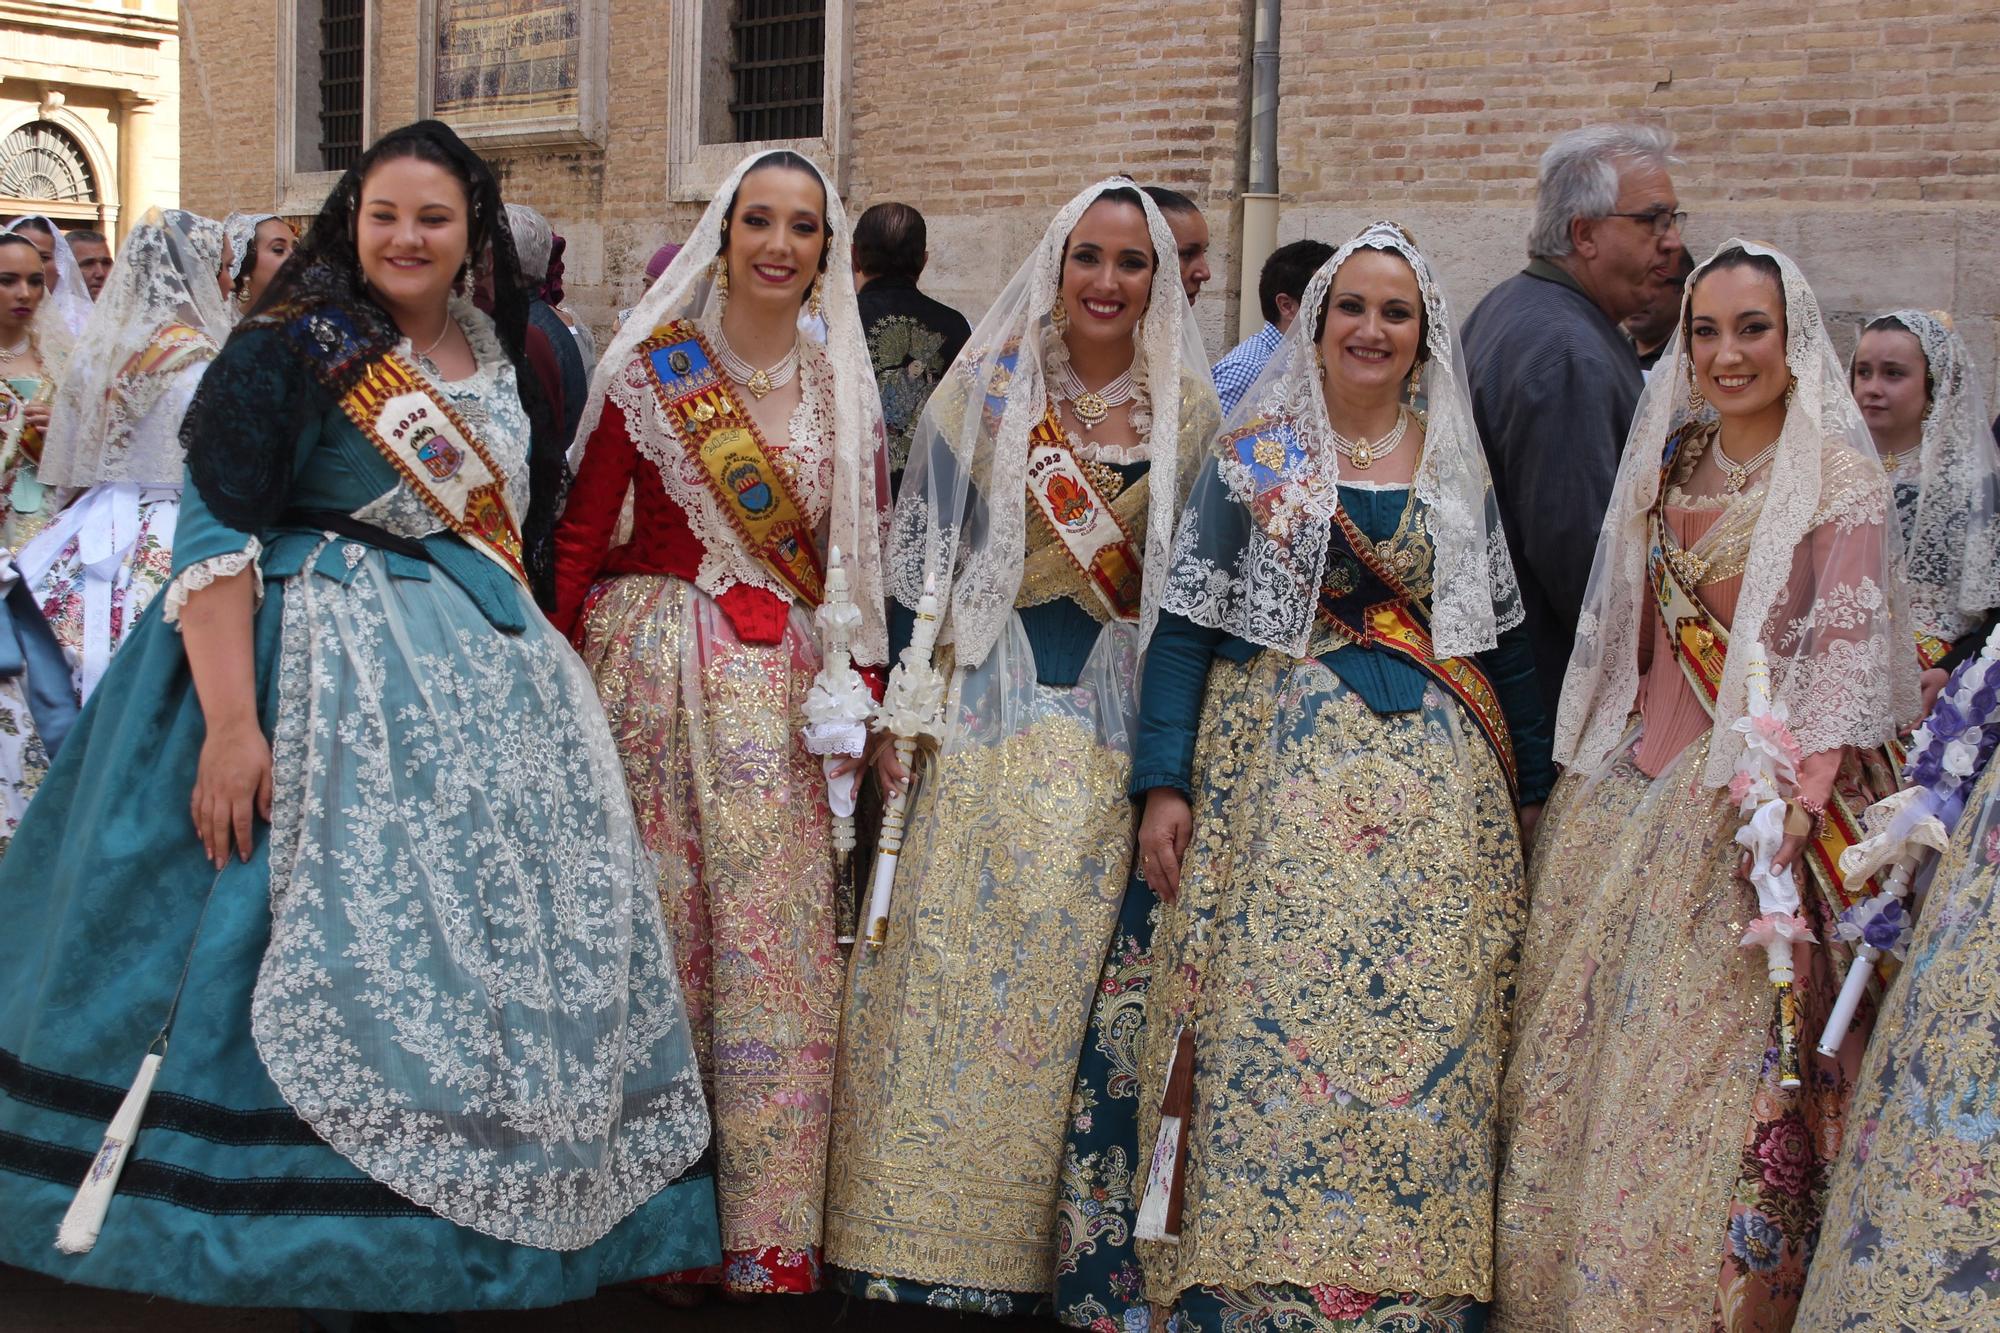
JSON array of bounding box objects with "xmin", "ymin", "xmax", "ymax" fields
[
  {"xmin": 825, "ymin": 613, "xmax": 1141, "ymax": 1294},
  {"xmin": 1796, "ymin": 755, "xmax": 2000, "ymax": 1332},
  {"xmin": 1136, "ymin": 653, "xmax": 1525, "ymax": 1305},
  {"xmin": 1495, "ymin": 726, "xmax": 1861, "ymax": 1333},
  {"xmin": 574, "ymin": 573, "xmax": 842, "ymax": 1282}
]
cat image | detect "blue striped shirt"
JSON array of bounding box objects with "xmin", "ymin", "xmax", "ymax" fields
[{"xmin": 1211, "ymin": 321, "xmax": 1284, "ymax": 416}]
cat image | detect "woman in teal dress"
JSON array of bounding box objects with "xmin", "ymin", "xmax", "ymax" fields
[
  {"xmin": 1118, "ymin": 223, "xmax": 1552, "ymax": 1332},
  {"xmin": 0, "ymin": 121, "xmax": 717, "ymax": 1312}
]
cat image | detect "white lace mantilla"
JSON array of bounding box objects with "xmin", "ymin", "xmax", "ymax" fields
[
  {"xmin": 1157, "ymin": 222, "xmax": 1523, "ymax": 660},
  {"xmin": 607, "ymin": 334, "xmax": 836, "ymax": 605},
  {"xmin": 252, "ymin": 538, "xmax": 710, "ymax": 1250},
  {"xmin": 1555, "ymin": 239, "xmax": 1921, "ymax": 786}
]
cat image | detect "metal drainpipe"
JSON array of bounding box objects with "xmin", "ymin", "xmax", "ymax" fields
[{"xmin": 1237, "ymin": 0, "xmax": 1281, "ymax": 343}]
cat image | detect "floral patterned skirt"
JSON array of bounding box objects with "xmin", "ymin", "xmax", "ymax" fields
[
  {"xmin": 825, "ymin": 614, "xmax": 1139, "ymax": 1306},
  {"xmin": 1136, "ymin": 653, "xmax": 1523, "ymax": 1311},
  {"xmin": 1167, "ymin": 1284, "xmax": 1483, "ymax": 1332},
  {"xmin": 1053, "ymin": 875, "xmax": 1158, "ymax": 1332},
  {"xmin": 1796, "ymin": 756, "xmax": 2000, "ymax": 1332},
  {"xmin": 1494, "ymin": 726, "xmax": 1866, "ymax": 1333},
  {"xmin": 575, "ymin": 573, "xmax": 842, "ymax": 1294},
  {"xmin": 0, "ymin": 670, "xmax": 50, "ymax": 856},
  {"xmin": 18, "ymin": 482, "xmax": 178, "ymax": 700}
]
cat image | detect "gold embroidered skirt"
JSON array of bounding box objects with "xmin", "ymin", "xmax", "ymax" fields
[
  {"xmin": 1797, "ymin": 756, "xmax": 2000, "ymax": 1332},
  {"xmin": 825, "ymin": 615, "xmax": 1140, "ymax": 1295},
  {"xmin": 1136, "ymin": 653, "xmax": 1524, "ymax": 1306},
  {"xmin": 1495, "ymin": 726, "xmax": 1859, "ymax": 1333},
  {"xmin": 575, "ymin": 574, "xmax": 841, "ymax": 1284}
]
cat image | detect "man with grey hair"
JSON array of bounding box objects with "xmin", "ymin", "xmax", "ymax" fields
[
  {"xmin": 504, "ymin": 202, "xmax": 588, "ymax": 448},
  {"xmin": 1462, "ymin": 123, "xmax": 1685, "ymax": 721}
]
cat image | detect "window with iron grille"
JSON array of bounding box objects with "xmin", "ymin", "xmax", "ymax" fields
[
  {"xmin": 318, "ymin": 0, "xmax": 367, "ymax": 173},
  {"xmin": 730, "ymin": 0, "xmax": 824, "ymax": 142}
]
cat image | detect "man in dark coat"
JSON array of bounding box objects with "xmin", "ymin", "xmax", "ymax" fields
[{"xmin": 1463, "ymin": 124, "xmax": 1686, "ymax": 722}]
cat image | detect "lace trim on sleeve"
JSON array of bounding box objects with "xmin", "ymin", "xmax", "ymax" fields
[{"xmin": 162, "ymin": 537, "xmax": 264, "ymax": 627}]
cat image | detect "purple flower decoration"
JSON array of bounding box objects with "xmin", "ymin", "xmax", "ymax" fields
[
  {"xmin": 1911, "ymin": 753, "xmax": 1945, "ymax": 789},
  {"xmin": 1932, "ymin": 698, "xmax": 1969, "ymax": 741},
  {"xmin": 1972, "ymin": 684, "xmax": 1999, "ymax": 719},
  {"xmin": 1862, "ymin": 899, "xmax": 1911, "ymax": 951}
]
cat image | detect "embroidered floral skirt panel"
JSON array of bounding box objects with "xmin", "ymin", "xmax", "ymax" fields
[
  {"xmin": 0, "ymin": 546, "xmax": 720, "ymax": 1311},
  {"xmin": 1796, "ymin": 755, "xmax": 2000, "ymax": 1331},
  {"xmin": 575, "ymin": 573, "xmax": 842, "ymax": 1294},
  {"xmin": 1134, "ymin": 653, "xmax": 1523, "ymax": 1322},
  {"xmin": 20, "ymin": 482, "xmax": 179, "ymax": 699},
  {"xmin": 825, "ymin": 613, "xmax": 1141, "ymax": 1305},
  {"xmin": 1494, "ymin": 726, "xmax": 1864, "ymax": 1333},
  {"xmin": 1053, "ymin": 873, "xmax": 1158, "ymax": 1332}
]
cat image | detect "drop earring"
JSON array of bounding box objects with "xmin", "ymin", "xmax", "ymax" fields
[
  {"xmin": 1687, "ymin": 371, "xmax": 1706, "ymax": 413},
  {"xmin": 1050, "ymin": 297, "xmax": 1069, "ymax": 334},
  {"xmin": 809, "ymin": 274, "xmax": 824, "ymax": 319}
]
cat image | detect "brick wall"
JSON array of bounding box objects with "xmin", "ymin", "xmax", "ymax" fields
[
  {"xmin": 845, "ymin": 0, "xmax": 1250, "ymax": 350},
  {"xmin": 1277, "ymin": 0, "xmax": 2000, "ymax": 380},
  {"xmin": 179, "ymin": 1, "xmax": 2000, "ymax": 376}
]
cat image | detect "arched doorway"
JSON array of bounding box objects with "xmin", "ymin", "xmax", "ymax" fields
[{"xmin": 0, "ymin": 119, "xmax": 101, "ymax": 226}]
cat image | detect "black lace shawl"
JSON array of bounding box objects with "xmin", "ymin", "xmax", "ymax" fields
[{"xmin": 181, "ymin": 120, "xmax": 566, "ymax": 608}]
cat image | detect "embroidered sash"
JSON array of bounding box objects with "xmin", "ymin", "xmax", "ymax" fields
[
  {"xmin": 0, "ymin": 377, "xmax": 27, "ymax": 473},
  {"xmin": 1022, "ymin": 405, "xmax": 1144, "ymax": 622},
  {"xmin": 335, "ymin": 353, "xmax": 528, "ymax": 587},
  {"xmin": 1315, "ymin": 504, "xmax": 1520, "ymax": 799},
  {"xmin": 639, "ymin": 320, "xmax": 824, "ymax": 607},
  {"xmin": 120, "ymin": 322, "xmax": 215, "ymax": 383},
  {"xmin": 1647, "ymin": 501, "xmax": 1881, "ymax": 977}
]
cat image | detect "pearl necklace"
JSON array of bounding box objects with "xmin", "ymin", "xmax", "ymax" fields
[
  {"xmin": 1055, "ymin": 359, "xmax": 1137, "ymax": 433},
  {"xmin": 1716, "ymin": 435, "xmax": 1780, "ymax": 493},
  {"xmin": 0, "ymin": 335, "xmax": 27, "ymax": 365},
  {"xmin": 714, "ymin": 325, "xmax": 799, "ymax": 399},
  {"xmin": 1330, "ymin": 406, "xmax": 1410, "ymax": 470}
]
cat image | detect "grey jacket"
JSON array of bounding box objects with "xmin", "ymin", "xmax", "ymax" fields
[{"xmin": 1462, "ymin": 260, "xmax": 1645, "ymax": 722}]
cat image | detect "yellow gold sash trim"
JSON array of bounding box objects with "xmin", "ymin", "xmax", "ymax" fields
[
  {"xmin": 336, "ymin": 353, "xmax": 528, "ymax": 587},
  {"xmin": 1022, "ymin": 406, "xmax": 1143, "ymax": 622},
  {"xmin": 639, "ymin": 321, "xmax": 824, "ymax": 607}
]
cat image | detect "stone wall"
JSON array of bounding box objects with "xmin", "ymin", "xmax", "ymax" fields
[{"xmin": 4, "ymin": 0, "xmax": 182, "ymax": 241}]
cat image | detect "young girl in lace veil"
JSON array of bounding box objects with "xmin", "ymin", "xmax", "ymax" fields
[
  {"xmin": 1103, "ymin": 222, "xmax": 1549, "ymax": 1333},
  {"xmin": 1850, "ymin": 309, "xmax": 2000, "ymax": 661},
  {"xmin": 1495, "ymin": 241, "xmax": 1919, "ymax": 1332},
  {"xmin": 4, "ymin": 215, "xmax": 91, "ymax": 361},
  {"xmin": 18, "ymin": 208, "xmax": 230, "ymax": 702},
  {"xmin": 824, "ymin": 179, "xmax": 1218, "ymax": 1317},
  {"xmin": 553, "ymin": 147, "xmax": 889, "ymax": 1299},
  {"xmin": 0, "ymin": 120, "xmax": 717, "ymax": 1311},
  {"xmin": 0, "ymin": 215, "xmax": 87, "ymax": 552}
]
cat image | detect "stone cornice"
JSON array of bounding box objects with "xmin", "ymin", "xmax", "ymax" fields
[{"xmin": 0, "ymin": 0, "xmax": 179, "ymax": 44}]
